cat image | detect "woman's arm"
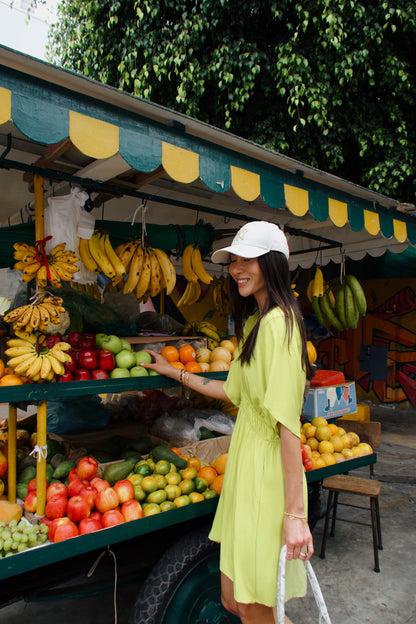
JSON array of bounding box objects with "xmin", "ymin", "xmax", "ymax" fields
[
  {"xmin": 139, "ymin": 349, "xmax": 230, "ymax": 400},
  {"xmin": 279, "ymin": 423, "xmax": 314, "ymax": 560}
]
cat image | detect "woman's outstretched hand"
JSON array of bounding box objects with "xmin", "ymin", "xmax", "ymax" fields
[{"xmin": 138, "ymin": 349, "xmax": 177, "ymax": 378}]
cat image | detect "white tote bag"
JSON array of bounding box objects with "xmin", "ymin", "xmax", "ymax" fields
[{"xmin": 277, "ymin": 546, "xmax": 332, "ymax": 624}]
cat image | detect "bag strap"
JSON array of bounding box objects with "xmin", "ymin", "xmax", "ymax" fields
[{"xmin": 277, "ymin": 545, "xmax": 332, "ymax": 624}]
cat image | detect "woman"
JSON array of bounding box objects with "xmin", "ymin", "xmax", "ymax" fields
[{"xmin": 141, "ymin": 221, "xmax": 314, "ymax": 624}]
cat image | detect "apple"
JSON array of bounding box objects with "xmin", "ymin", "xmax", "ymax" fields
[
  {"xmin": 120, "ymin": 339, "xmax": 132, "ymax": 351},
  {"xmin": 39, "ymin": 517, "xmax": 53, "ymax": 531},
  {"xmin": 110, "ymin": 367, "xmax": 130, "ymax": 379},
  {"xmin": 130, "ymin": 365, "xmax": 148, "ymax": 377},
  {"xmin": 54, "ymin": 520, "xmax": 79, "ymax": 543},
  {"xmin": 95, "ymin": 487, "xmax": 120, "ymax": 513},
  {"xmin": 45, "ymin": 495, "xmax": 68, "ymax": 519},
  {"xmin": 90, "ymin": 477, "xmax": 110, "ymax": 492},
  {"xmin": 101, "ymin": 334, "xmax": 123, "ymax": 355},
  {"xmin": 67, "ymin": 332, "xmax": 81, "ymax": 348},
  {"xmin": 73, "ymin": 369, "xmax": 91, "ymax": 381},
  {"xmin": 76, "ymin": 456, "xmax": 99, "ymax": 481},
  {"xmin": 78, "ymin": 350, "xmax": 98, "ymax": 370},
  {"xmin": 303, "ymin": 458, "xmax": 315, "ymax": 471},
  {"xmin": 97, "ymin": 349, "xmax": 115, "ymax": 372},
  {"xmin": 90, "ymin": 510, "xmax": 103, "ymax": 523},
  {"xmin": 68, "ymin": 468, "xmax": 79, "ymax": 482},
  {"xmin": 46, "ymin": 335, "xmax": 62, "ymax": 348},
  {"xmin": 115, "ymin": 349, "xmax": 136, "ymax": 369},
  {"xmin": 78, "ymin": 333, "xmax": 96, "ymax": 350},
  {"xmin": 79, "ymin": 484, "xmax": 98, "ymax": 510},
  {"xmin": 68, "ymin": 478, "xmax": 89, "ymax": 497},
  {"xmin": 67, "ymin": 495, "xmax": 91, "ymax": 523},
  {"xmin": 91, "ymin": 369, "xmax": 109, "ymax": 380},
  {"xmin": 46, "ymin": 482, "xmax": 68, "ymax": 501},
  {"xmin": 101, "ymin": 508, "xmax": 125, "ymax": 528},
  {"xmin": 64, "ymin": 355, "xmax": 77, "ymax": 373},
  {"xmin": 27, "ymin": 478, "xmax": 49, "ymax": 493},
  {"xmin": 49, "ymin": 517, "xmax": 72, "ymax": 541},
  {"xmin": 58, "ymin": 371, "xmax": 73, "ymax": 382},
  {"xmin": 78, "ymin": 517, "xmax": 102, "ymax": 535},
  {"xmin": 95, "ymin": 333, "xmax": 108, "ymax": 349},
  {"xmin": 121, "ymin": 499, "xmax": 144, "ymax": 522},
  {"xmin": 135, "ymin": 350, "xmax": 152, "ymax": 366},
  {"xmin": 148, "ymin": 369, "xmax": 160, "ymax": 376},
  {"xmin": 113, "ymin": 479, "xmax": 135, "ymax": 504},
  {"xmin": 23, "ymin": 491, "xmax": 37, "ymax": 513}
]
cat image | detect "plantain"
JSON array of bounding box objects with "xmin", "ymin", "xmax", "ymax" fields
[
  {"xmin": 335, "ymin": 284, "xmax": 348, "ymax": 330},
  {"xmin": 344, "ymin": 284, "xmax": 359, "ymax": 330},
  {"xmin": 345, "ymin": 275, "xmax": 367, "ymax": 316},
  {"xmin": 181, "ymin": 244, "xmax": 199, "ymax": 283},
  {"xmin": 79, "ymin": 237, "xmax": 100, "ymax": 273},
  {"xmin": 320, "ymin": 289, "xmax": 344, "ymax": 332},
  {"xmin": 190, "ymin": 245, "xmax": 213, "ymax": 285},
  {"xmin": 135, "ymin": 250, "xmax": 152, "ymax": 301},
  {"xmin": 312, "ymin": 296, "xmax": 327, "ymax": 328}
]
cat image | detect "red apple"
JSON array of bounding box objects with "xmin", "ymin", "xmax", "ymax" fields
[
  {"xmin": 68, "ymin": 478, "xmax": 89, "ymax": 497},
  {"xmin": 90, "ymin": 510, "xmax": 103, "ymax": 523},
  {"xmin": 64, "ymin": 355, "xmax": 77, "ymax": 373},
  {"xmin": 113, "ymin": 479, "xmax": 135, "ymax": 504},
  {"xmin": 54, "ymin": 520, "xmax": 79, "ymax": 543},
  {"xmin": 79, "ymin": 484, "xmax": 98, "ymax": 510},
  {"xmin": 73, "ymin": 369, "xmax": 91, "ymax": 381},
  {"xmin": 78, "ymin": 517, "xmax": 102, "ymax": 535},
  {"xmin": 101, "ymin": 508, "xmax": 125, "ymax": 528},
  {"xmin": 78, "ymin": 349, "xmax": 98, "ymax": 371},
  {"xmin": 46, "ymin": 482, "xmax": 68, "ymax": 501},
  {"xmin": 91, "ymin": 369, "xmax": 109, "ymax": 380},
  {"xmin": 49, "ymin": 517, "xmax": 72, "ymax": 541},
  {"xmin": 57, "ymin": 371, "xmax": 73, "ymax": 382},
  {"xmin": 303, "ymin": 458, "xmax": 315, "ymax": 471},
  {"xmin": 90, "ymin": 477, "xmax": 110, "ymax": 492},
  {"xmin": 46, "ymin": 335, "xmax": 62, "ymax": 348},
  {"xmin": 78, "ymin": 333, "xmax": 96, "ymax": 350},
  {"xmin": 95, "ymin": 487, "xmax": 119, "ymax": 513},
  {"xmin": 67, "ymin": 495, "xmax": 90, "ymax": 523},
  {"xmin": 23, "ymin": 491, "xmax": 37, "ymax": 513},
  {"xmin": 40, "ymin": 517, "xmax": 53, "ymax": 530},
  {"xmin": 67, "ymin": 332, "xmax": 81, "ymax": 348},
  {"xmin": 76, "ymin": 456, "xmax": 99, "ymax": 481},
  {"xmin": 97, "ymin": 349, "xmax": 115, "ymax": 372},
  {"xmin": 45, "ymin": 495, "xmax": 68, "ymax": 519},
  {"xmin": 121, "ymin": 499, "xmax": 144, "ymax": 522},
  {"xmin": 68, "ymin": 468, "xmax": 79, "ymax": 482},
  {"xmin": 27, "ymin": 478, "xmax": 49, "ymax": 493}
]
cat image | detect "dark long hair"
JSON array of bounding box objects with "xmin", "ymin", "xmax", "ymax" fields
[{"xmin": 229, "ymin": 251, "xmax": 313, "ymax": 380}]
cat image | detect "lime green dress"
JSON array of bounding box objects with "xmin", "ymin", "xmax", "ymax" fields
[{"xmin": 209, "ymin": 308, "xmax": 308, "ymax": 606}]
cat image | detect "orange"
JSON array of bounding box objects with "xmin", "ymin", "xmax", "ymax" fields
[
  {"xmin": 211, "ymin": 453, "xmax": 227, "ymax": 475},
  {"xmin": 187, "ymin": 456, "xmax": 201, "ymax": 471},
  {"xmin": 181, "ymin": 466, "xmax": 198, "ymax": 480},
  {"xmin": 185, "ymin": 361, "xmax": 202, "ymax": 373},
  {"xmin": 210, "ymin": 474, "xmax": 224, "ymax": 496},
  {"xmin": 170, "ymin": 447, "xmax": 181, "ymax": 455},
  {"xmin": 328, "ymin": 423, "xmax": 339, "ymax": 436},
  {"xmin": 0, "ymin": 374, "xmax": 24, "ymax": 386},
  {"xmin": 161, "ymin": 346, "xmax": 179, "ymax": 362},
  {"xmin": 189, "ymin": 491, "xmax": 205, "ymax": 504},
  {"xmin": 179, "ymin": 344, "xmax": 196, "ymax": 364},
  {"xmin": 197, "ymin": 465, "xmax": 218, "ymax": 486},
  {"xmin": 0, "ymin": 359, "xmax": 4, "ymax": 379},
  {"xmin": 170, "ymin": 361, "xmax": 185, "ymax": 370}
]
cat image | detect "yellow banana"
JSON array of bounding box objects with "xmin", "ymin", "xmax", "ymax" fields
[
  {"xmin": 54, "ymin": 260, "xmax": 79, "ymax": 274},
  {"xmin": 12, "ymin": 354, "xmax": 38, "ymax": 376},
  {"xmin": 49, "ymin": 341, "xmax": 71, "ymax": 351},
  {"xmin": 102, "ymin": 232, "xmax": 127, "ymax": 280},
  {"xmin": 148, "ymin": 250, "xmax": 163, "ymax": 297},
  {"xmin": 117, "ymin": 240, "xmax": 139, "ymax": 272},
  {"xmin": 37, "ymin": 304, "xmax": 51, "ymax": 327},
  {"xmin": 48, "ymin": 265, "xmax": 63, "ymax": 288},
  {"xmin": 40, "ymin": 301, "xmax": 60, "ymax": 323},
  {"xmin": 53, "ymin": 264, "xmax": 74, "ymax": 283},
  {"xmin": 6, "ymin": 352, "xmax": 36, "ymax": 368},
  {"xmin": 153, "ymin": 248, "xmax": 176, "ymax": 295},
  {"xmin": 13, "ymin": 306, "xmax": 33, "ymax": 329},
  {"xmin": 88, "ymin": 232, "xmax": 116, "ymax": 278},
  {"xmin": 3, "ymin": 306, "xmax": 27, "ymax": 323},
  {"xmin": 47, "ymin": 353, "xmax": 65, "ymax": 376},
  {"xmin": 123, "ymin": 244, "xmax": 144, "ymax": 293},
  {"xmin": 47, "ymin": 348, "xmax": 70, "ymax": 363},
  {"xmin": 40, "ymin": 355, "xmax": 52, "ymax": 380},
  {"xmin": 13, "ymin": 330, "xmax": 37, "ymax": 344},
  {"xmin": 177, "ymin": 282, "xmax": 193, "ymax": 307},
  {"xmin": 25, "ymin": 355, "xmax": 43, "ymax": 379},
  {"xmin": 50, "ymin": 243, "xmax": 66, "ymax": 257},
  {"xmin": 22, "ymin": 261, "xmax": 42, "ymax": 276},
  {"xmin": 36, "ymin": 265, "xmax": 48, "ymax": 289},
  {"xmin": 181, "ymin": 244, "xmax": 199, "ymax": 283},
  {"xmin": 135, "ymin": 250, "xmax": 152, "ymax": 300},
  {"xmin": 6, "ymin": 338, "xmax": 36, "ymax": 349},
  {"xmin": 29, "ymin": 306, "xmax": 40, "ymax": 330},
  {"xmin": 312, "ymin": 267, "xmax": 324, "ymax": 298},
  {"xmin": 187, "ymin": 281, "xmax": 201, "ymax": 305},
  {"xmin": 79, "ymin": 237, "xmax": 100, "ymax": 273},
  {"xmin": 190, "ymin": 245, "xmax": 213, "ymax": 285}
]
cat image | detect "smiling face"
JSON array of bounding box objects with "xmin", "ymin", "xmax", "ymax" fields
[{"xmin": 229, "ymin": 255, "xmax": 267, "ymax": 311}]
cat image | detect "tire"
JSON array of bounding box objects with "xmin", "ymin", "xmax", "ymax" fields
[{"xmin": 128, "ymin": 524, "xmax": 240, "ymax": 624}]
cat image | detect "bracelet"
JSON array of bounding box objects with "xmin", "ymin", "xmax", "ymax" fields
[
  {"xmin": 284, "ymin": 512, "xmax": 308, "ymax": 524},
  {"xmin": 179, "ymin": 369, "xmax": 190, "ymax": 386}
]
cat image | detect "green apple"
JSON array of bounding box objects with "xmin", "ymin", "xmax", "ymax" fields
[
  {"xmin": 130, "ymin": 365, "xmax": 149, "ymax": 377},
  {"xmin": 110, "ymin": 367, "xmax": 130, "ymax": 378},
  {"xmin": 101, "ymin": 334, "xmax": 123, "ymax": 354},
  {"xmin": 135, "ymin": 350, "xmax": 152, "ymax": 366},
  {"xmin": 95, "ymin": 333, "xmax": 108, "ymax": 349},
  {"xmin": 120, "ymin": 338, "xmax": 132, "ymax": 351},
  {"xmin": 115, "ymin": 349, "xmax": 136, "ymax": 369},
  {"xmin": 148, "ymin": 369, "xmax": 160, "ymax": 376}
]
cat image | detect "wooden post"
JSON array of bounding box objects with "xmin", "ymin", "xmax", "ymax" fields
[{"xmin": 7, "ymin": 405, "xmax": 17, "ymax": 503}]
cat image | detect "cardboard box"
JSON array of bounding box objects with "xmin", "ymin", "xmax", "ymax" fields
[{"xmin": 302, "ymin": 381, "xmax": 357, "ymax": 421}]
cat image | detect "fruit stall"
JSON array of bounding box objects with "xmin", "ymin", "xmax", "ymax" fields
[{"xmin": 0, "ymin": 45, "xmax": 414, "ymax": 622}]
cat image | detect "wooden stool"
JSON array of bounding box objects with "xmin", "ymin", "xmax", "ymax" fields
[{"xmin": 319, "ymin": 473, "xmax": 382, "ymax": 572}]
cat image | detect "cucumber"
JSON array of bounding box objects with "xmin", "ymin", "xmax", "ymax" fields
[
  {"xmin": 150, "ymin": 445, "xmax": 187, "ymax": 470},
  {"xmin": 121, "ymin": 450, "xmax": 142, "ymax": 462},
  {"xmin": 103, "ymin": 459, "xmax": 136, "ymax": 486},
  {"xmin": 52, "ymin": 459, "xmax": 75, "ymax": 480}
]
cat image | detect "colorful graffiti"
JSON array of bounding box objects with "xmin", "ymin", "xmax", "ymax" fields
[{"xmin": 314, "ymin": 280, "xmax": 416, "ymax": 409}]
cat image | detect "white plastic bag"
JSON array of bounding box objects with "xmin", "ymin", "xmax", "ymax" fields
[{"xmin": 277, "ymin": 546, "xmax": 332, "ymax": 624}]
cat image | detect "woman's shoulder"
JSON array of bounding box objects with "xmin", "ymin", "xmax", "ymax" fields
[{"xmin": 260, "ymin": 307, "xmax": 285, "ymax": 326}]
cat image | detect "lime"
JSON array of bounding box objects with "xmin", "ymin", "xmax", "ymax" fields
[
  {"xmin": 174, "ymin": 495, "xmax": 191, "ymax": 508},
  {"xmin": 203, "ymin": 489, "xmax": 218, "ymax": 500},
  {"xmin": 147, "ymin": 489, "xmax": 167, "ymax": 505},
  {"xmin": 179, "ymin": 478, "xmax": 195, "ymax": 495},
  {"xmin": 128, "ymin": 474, "xmax": 144, "ymax": 486},
  {"xmin": 165, "ymin": 472, "xmax": 182, "ymax": 486},
  {"xmin": 181, "ymin": 466, "xmax": 198, "ymax": 480},
  {"xmin": 133, "ymin": 485, "xmax": 146, "ymax": 502},
  {"xmin": 160, "ymin": 501, "xmax": 176, "ymax": 513},
  {"xmin": 141, "ymin": 476, "xmax": 158, "ymax": 493},
  {"xmin": 134, "ymin": 462, "xmax": 152, "ymax": 477},
  {"xmin": 146, "ymin": 458, "xmax": 156, "ymax": 472},
  {"xmin": 143, "ymin": 503, "xmax": 161, "ymax": 516},
  {"xmin": 169, "ymin": 463, "xmax": 178, "ymax": 473},
  {"xmin": 154, "ymin": 460, "xmax": 171, "ymax": 475},
  {"xmin": 195, "ymin": 477, "xmax": 208, "ymax": 493},
  {"xmin": 154, "ymin": 474, "xmax": 167, "ymax": 489},
  {"xmin": 165, "ymin": 484, "xmax": 182, "ymax": 501}
]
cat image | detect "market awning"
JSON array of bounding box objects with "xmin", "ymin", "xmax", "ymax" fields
[{"xmin": 1, "ymin": 46, "xmax": 416, "ymax": 270}]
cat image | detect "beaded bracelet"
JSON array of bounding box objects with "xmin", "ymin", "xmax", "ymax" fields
[
  {"xmin": 179, "ymin": 369, "xmax": 190, "ymax": 386},
  {"xmin": 284, "ymin": 512, "xmax": 308, "ymax": 524}
]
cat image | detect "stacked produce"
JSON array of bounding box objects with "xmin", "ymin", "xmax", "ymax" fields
[
  {"xmin": 13, "ymin": 242, "xmax": 79, "ymax": 288},
  {"xmin": 301, "ymin": 416, "xmax": 373, "ymax": 471},
  {"xmin": 308, "ymin": 267, "xmax": 367, "ymax": 331},
  {"xmin": 177, "ymin": 244, "xmax": 213, "ymax": 307},
  {"xmin": 182, "ymin": 319, "xmax": 227, "ymax": 350}
]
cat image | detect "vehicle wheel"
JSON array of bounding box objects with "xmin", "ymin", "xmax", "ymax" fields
[{"xmin": 128, "ymin": 524, "xmax": 240, "ymax": 624}]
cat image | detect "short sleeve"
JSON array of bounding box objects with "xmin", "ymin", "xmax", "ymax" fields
[{"xmin": 254, "ymin": 311, "xmax": 306, "ymax": 437}]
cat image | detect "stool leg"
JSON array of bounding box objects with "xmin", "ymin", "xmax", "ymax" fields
[
  {"xmin": 375, "ymin": 496, "xmax": 383, "ymax": 550},
  {"xmin": 319, "ymin": 490, "xmax": 334, "ymax": 560},
  {"xmin": 370, "ymin": 497, "xmax": 380, "ymax": 573},
  {"xmin": 330, "ymin": 492, "xmax": 339, "ymax": 536}
]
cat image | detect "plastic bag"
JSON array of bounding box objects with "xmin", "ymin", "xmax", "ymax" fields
[
  {"xmin": 46, "ymin": 397, "xmax": 109, "ymax": 435},
  {"xmin": 152, "ymin": 408, "xmax": 235, "ymax": 442}
]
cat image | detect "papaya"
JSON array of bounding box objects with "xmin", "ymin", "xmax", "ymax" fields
[
  {"xmin": 46, "ymin": 464, "xmax": 54, "ymax": 482},
  {"xmin": 46, "ymin": 438, "xmax": 64, "ymax": 460},
  {"xmin": 17, "ymin": 465, "xmax": 36, "ymax": 485},
  {"xmin": 0, "ymin": 500, "xmax": 22, "ymax": 523},
  {"xmin": 103, "ymin": 459, "xmax": 136, "ymax": 486},
  {"xmin": 52, "ymin": 459, "xmax": 75, "ymax": 480},
  {"xmin": 50, "ymin": 453, "xmax": 66, "ymax": 470},
  {"xmin": 17, "ymin": 482, "xmax": 28, "ymax": 500},
  {"xmin": 150, "ymin": 445, "xmax": 187, "ymax": 470}
]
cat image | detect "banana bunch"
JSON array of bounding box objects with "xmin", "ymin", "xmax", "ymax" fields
[
  {"xmin": 4, "ymin": 335, "xmax": 72, "ymax": 382},
  {"xmin": 119, "ymin": 240, "xmax": 177, "ymax": 302},
  {"xmin": 177, "ymin": 281, "xmax": 201, "ymax": 307},
  {"xmin": 312, "ymin": 275, "xmax": 367, "ymax": 331},
  {"xmin": 182, "ymin": 320, "xmax": 222, "ymax": 345},
  {"xmin": 212, "ymin": 276, "xmax": 231, "ymax": 316},
  {"xmin": 79, "ymin": 231, "xmax": 126, "ymax": 286},
  {"xmin": 13, "ymin": 242, "xmax": 79, "ymax": 288},
  {"xmin": 3, "ymin": 295, "xmax": 66, "ymax": 334},
  {"xmin": 182, "ymin": 244, "xmax": 214, "ymax": 285}
]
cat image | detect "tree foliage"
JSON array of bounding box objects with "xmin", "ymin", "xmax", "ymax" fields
[{"xmin": 48, "ymin": 0, "xmax": 416, "ymax": 202}]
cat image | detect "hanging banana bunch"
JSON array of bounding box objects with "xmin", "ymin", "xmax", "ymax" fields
[
  {"xmin": 177, "ymin": 244, "xmax": 213, "ymax": 307},
  {"xmin": 78, "ymin": 230, "xmax": 126, "ymax": 286},
  {"xmin": 4, "ymin": 335, "xmax": 72, "ymax": 382},
  {"xmin": 3, "ymin": 294, "xmax": 66, "ymax": 334},
  {"xmin": 212, "ymin": 275, "xmax": 231, "ymax": 316},
  {"xmin": 13, "ymin": 242, "xmax": 79, "ymax": 288},
  {"xmin": 311, "ymin": 275, "xmax": 367, "ymax": 331}
]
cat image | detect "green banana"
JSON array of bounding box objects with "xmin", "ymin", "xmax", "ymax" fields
[
  {"xmin": 345, "ymin": 275, "xmax": 367, "ymax": 316},
  {"xmin": 312, "ymin": 296, "xmax": 327, "ymax": 328},
  {"xmin": 320, "ymin": 289, "xmax": 344, "ymax": 332},
  {"xmin": 335, "ymin": 284, "xmax": 348, "ymax": 330},
  {"xmin": 344, "ymin": 284, "xmax": 359, "ymax": 329}
]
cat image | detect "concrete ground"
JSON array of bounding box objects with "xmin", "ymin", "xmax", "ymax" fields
[{"xmin": 0, "ymin": 404, "xmax": 415, "ymax": 623}]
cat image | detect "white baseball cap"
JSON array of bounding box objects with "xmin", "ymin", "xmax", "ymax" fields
[{"xmin": 211, "ymin": 221, "xmax": 289, "ymax": 264}]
